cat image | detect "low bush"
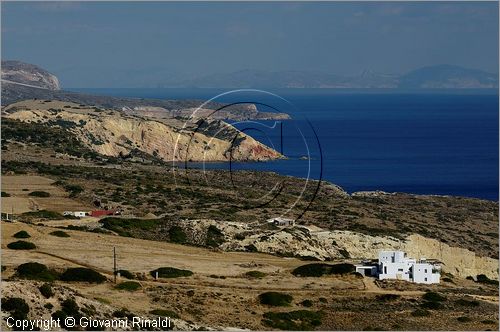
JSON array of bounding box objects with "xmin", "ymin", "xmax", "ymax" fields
[
  {"xmin": 206, "ymin": 225, "xmax": 224, "ymax": 247},
  {"xmin": 39, "ymin": 283, "xmax": 55, "ymax": 298},
  {"xmin": 245, "ymin": 271, "xmax": 267, "ymax": 279},
  {"xmin": 60, "ymin": 267, "xmax": 107, "ymax": 283},
  {"xmin": 115, "ymin": 269, "xmax": 134, "ymax": 279},
  {"xmin": 52, "ymin": 298, "xmax": 82, "ymax": 328},
  {"xmin": 7, "ymin": 240, "xmax": 36, "ymax": 250},
  {"xmin": 1, "ymin": 191, "xmax": 11, "ymax": 197},
  {"xmin": 422, "ymin": 292, "xmax": 446, "ymax": 302},
  {"xmin": 112, "ymin": 308, "xmax": 135, "ymax": 320},
  {"xmin": 420, "ymin": 301, "xmax": 442, "ymax": 310},
  {"xmin": 411, "ymin": 309, "xmax": 431, "ymax": 317},
  {"xmin": 13, "ymin": 231, "xmax": 31, "ymax": 238},
  {"xmin": 262, "ymin": 310, "xmax": 322, "ymax": 330},
  {"xmin": 49, "ymin": 230, "xmax": 70, "ymax": 238},
  {"xmin": 1, "ymin": 297, "xmax": 30, "ymax": 320},
  {"xmin": 300, "ymin": 299, "xmax": 313, "ymax": 307},
  {"xmin": 150, "ymin": 267, "xmax": 193, "ymax": 279},
  {"xmin": 292, "ymin": 263, "xmax": 355, "ymax": 277},
  {"xmin": 376, "ymin": 294, "xmax": 400, "ymax": 302},
  {"xmin": 476, "ymin": 274, "xmax": 498, "ymax": 285},
  {"xmin": 115, "ymin": 281, "xmax": 141, "ymax": 291},
  {"xmin": 21, "ymin": 210, "xmax": 64, "ymax": 220},
  {"xmin": 150, "ymin": 309, "xmax": 179, "ymax": 319},
  {"xmin": 455, "ymin": 298, "xmax": 480, "ymax": 307},
  {"xmin": 457, "ymin": 316, "xmax": 472, "ymax": 323},
  {"xmin": 168, "ymin": 225, "xmax": 187, "ymax": 244},
  {"xmin": 17, "ymin": 262, "xmax": 58, "ymax": 281},
  {"xmin": 258, "ymin": 292, "xmax": 293, "ymax": 307},
  {"xmin": 28, "ymin": 191, "xmax": 51, "ymax": 197},
  {"xmin": 244, "ymin": 244, "xmax": 258, "ymax": 252}
]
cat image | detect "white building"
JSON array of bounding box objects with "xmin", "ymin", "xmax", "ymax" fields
[
  {"xmin": 356, "ymin": 250, "xmax": 440, "ymax": 284},
  {"xmin": 267, "ymin": 217, "xmax": 295, "ymax": 227},
  {"xmin": 63, "ymin": 211, "xmax": 88, "ymax": 218}
]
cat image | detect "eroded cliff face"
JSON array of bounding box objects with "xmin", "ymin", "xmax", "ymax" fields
[
  {"xmin": 1, "ymin": 60, "xmax": 60, "ymax": 90},
  {"xmin": 183, "ymin": 220, "xmax": 498, "ymax": 279},
  {"xmin": 2, "ymin": 100, "xmax": 283, "ymax": 162}
]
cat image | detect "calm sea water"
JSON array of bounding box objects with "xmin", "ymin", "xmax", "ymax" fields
[{"xmin": 71, "ymin": 88, "xmax": 499, "ymax": 201}]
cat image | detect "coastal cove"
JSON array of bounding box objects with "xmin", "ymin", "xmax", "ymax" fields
[{"xmin": 70, "ymin": 88, "xmax": 499, "ymax": 201}]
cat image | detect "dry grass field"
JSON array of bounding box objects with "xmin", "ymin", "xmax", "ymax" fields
[{"xmin": 1, "ymin": 175, "xmax": 92, "ymax": 214}]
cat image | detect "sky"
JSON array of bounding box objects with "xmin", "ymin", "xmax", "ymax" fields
[{"xmin": 2, "ymin": 1, "xmax": 498, "ymax": 88}]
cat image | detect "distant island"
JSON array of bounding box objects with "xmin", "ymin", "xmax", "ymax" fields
[
  {"xmin": 1, "ymin": 60, "xmax": 290, "ymax": 121},
  {"xmin": 157, "ymin": 64, "xmax": 498, "ymax": 89}
]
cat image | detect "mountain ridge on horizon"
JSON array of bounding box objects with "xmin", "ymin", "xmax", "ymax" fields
[
  {"xmin": 165, "ymin": 64, "xmax": 498, "ymax": 89},
  {"xmin": 2, "ymin": 60, "xmax": 498, "ymax": 89}
]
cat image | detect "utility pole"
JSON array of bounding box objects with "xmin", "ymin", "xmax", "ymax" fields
[{"xmin": 113, "ymin": 247, "xmax": 117, "ymax": 284}]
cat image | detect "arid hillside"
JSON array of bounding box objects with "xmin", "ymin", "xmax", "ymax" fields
[{"xmin": 2, "ymin": 100, "xmax": 283, "ymax": 162}]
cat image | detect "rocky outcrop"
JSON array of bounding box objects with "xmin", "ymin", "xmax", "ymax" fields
[
  {"xmin": 1, "ymin": 60, "xmax": 60, "ymax": 90},
  {"xmin": 1, "ymin": 61, "xmax": 290, "ymax": 121},
  {"xmin": 3, "ymin": 100, "xmax": 283, "ymax": 162},
  {"xmin": 182, "ymin": 219, "xmax": 498, "ymax": 280}
]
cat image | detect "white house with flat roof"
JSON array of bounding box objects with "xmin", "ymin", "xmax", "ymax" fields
[{"xmin": 356, "ymin": 250, "xmax": 440, "ymax": 284}]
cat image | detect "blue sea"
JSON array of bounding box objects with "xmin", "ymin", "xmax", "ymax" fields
[{"xmin": 71, "ymin": 88, "xmax": 499, "ymax": 201}]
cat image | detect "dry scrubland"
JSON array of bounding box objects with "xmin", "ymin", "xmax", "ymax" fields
[
  {"xmin": 1, "ymin": 173, "xmax": 499, "ymax": 330},
  {"xmin": 2, "ymin": 221, "xmax": 499, "ymax": 331},
  {"xmin": 1, "ymin": 98, "xmax": 499, "ymax": 330}
]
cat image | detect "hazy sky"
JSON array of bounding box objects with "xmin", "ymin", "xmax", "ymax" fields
[{"xmin": 2, "ymin": 1, "xmax": 498, "ymax": 87}]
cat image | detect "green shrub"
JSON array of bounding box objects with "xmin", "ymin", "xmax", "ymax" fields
[
  {"xmin": 262, "ymin": 310, "xmax": 322, "ymax": 330},
  {"xmin": 300, "ymin": 299, "xmax": 313, "ymax": 307},
  {"xmin": 39, "ymin": 283, "xmax": 54, "ymax": 298},
  {"xmin": 376, "ymin": 294, "xmax": 401, "ymax": 302},
  {"xmin": 115, "ymin": 281, "xmax": 141, "ymax": 291},
  {"xmin": 49, "ymin": 230, "xmax": 70, "ymax": 238},
  {"xmin": 150, "ymin": 267, "xmax": 193, "ymax": 278},
  {"xmin": 13, "ymin": 231, "xmax": 31, "ymax": 238},
  {"xmin": 476, "ymin": 274, "xmax": 498, "ymax": 285},
  {"xmin": 28, "ymin": 191, "xmax": 51, "ymax": 197},
  {"xmin": 1, "ymin": 191, "xmax": 11, "ymax": 197},
  {"xmin": 245, "ymin": 244, "xmax": 258, "ymax": 252},
  {"xmin": 411, "ymin": 309, "xmax": 431, "ymax": 317},
  {"xmin": 457, "ymin": 316, "xmax": 472, "ymax": 323},
  {"xmin": 420, "ymin": 301, "xmax": 442, "ymax": 310},
  {"xmin": 168, "ymin": 226, "xmax": 187, "ymax": 244},
  {"xmin": 115, "ymin": 269, "xmax": 134, "ymax": 279},
  {"xmin": 455, "ymin": 298, "xmax": 479, "ymax": 307},
  {"xmin": 52, "ymin": 298, "xmax": 82, "ymax": 327},
  {"xmin": 1, "ymin": 297, "xmax": 30, "ymax": 320},
  {"xmin": 7, "ymin": 240, "xmax": 36, "ymax": 250},
  {"xmin": 60, "ymin": 267, "xmax": 107, "ymax": 283},
  {"xmin": 258, "ymin": 292, "xmax": 293, "ymax": 307},
  {"xmin": 150, "ymin": 309, "xmax": 179, "ymax": 319},
  {"xmin": 481, "ymin": 319, "xmax": 496, "ymax": 324},
  {"xmin": 206, "ymin": 225, "xmax": 224, "ymax": 247},
  {"xmin": 422, "ymin": 292, "xmax": 446, "ymax": 302},
  {"xmin": 245, "ymin": 271, "xmax": 267, "ymax": 279},
  {"xmin": 17, "ymin": 262, "xmax": 58, "ymax": 281},
  {"xmin": 292, "ymin": 263, "xmax": 355, "ymax": 277},
  {"xmin": 100, "ymin": 217, "xmax": 158, "ymax": 235},
  {"xmin": 21, "ymin": 210, "xmax": 64, "ymax": 220}
]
